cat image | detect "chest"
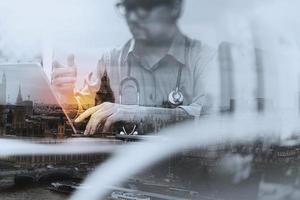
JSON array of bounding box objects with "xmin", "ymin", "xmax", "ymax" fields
[{"xmin": 109, "ymin": 58, "xmax": 194, "ymax": 107}]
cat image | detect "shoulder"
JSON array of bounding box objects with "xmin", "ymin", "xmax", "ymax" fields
[
  {"xmin": 100, "ymin": 40, "xmax": 132, "ymax": 66},
  {"xmin": 97, "ymin": 40, "xmax": 132, "ymax": 75},
  {"xmin": 187, "ymin": 38, "xmax": 217, "ymax": 72}
]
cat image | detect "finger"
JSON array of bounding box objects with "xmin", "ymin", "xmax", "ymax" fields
[
  {"xmin": 74, "ymin": 105, "xmax": 103, "ymax": 123},
  {"xmin": 89, "ymin": 108, "xmax": 115, "ymax": 134},
  {"xmin": 85, "ymin": 110, "xmax": 108, "ymax": 135},
  {"xmin": 52, "ymin": 85, "xmax": 75, "ymax": 94},
  {"xmin": 52, "ymin": 60, "xmax": 64, "ymax": 69},
  {"xmin": 93, "ymin": 106, "xmax": 115, "ymax": 123},
  {"xmin": 103, "ymin": 113, "xmax": 120, "ymax": 133},
  {"xmin": 52, "ymin": 77, "xmax": 76, "ymax": 86},
  {"xmin": 84, "ymin": 116, "xmax": 94, "ymax": 135},
  {"xmin": 100, "ymin": 102, "xmax": 115, "ymax": 110},
  {"xmin": 67, "ymin": 54, "xmax": 75, "ymax": 67},
  {"xmin": 89, "ymin": 117, "xmax": 103, "ymax": 135},
  {"xmin": 52, "ymin": 68, "xmax": 76, "ymax": 79},
  {"xmin": 75, "ymin": 102, "xmax": 115, "ymax": 123}
]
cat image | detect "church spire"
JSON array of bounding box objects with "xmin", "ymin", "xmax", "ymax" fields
[
  {"xmin": 16, "ymin": 84, "xmax": 23, "ymax": 105},
  {"xmin": 94, "ymin": 65, "xmax": 115, "ymax": 106}
]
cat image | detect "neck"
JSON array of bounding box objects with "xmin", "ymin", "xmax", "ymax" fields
[{"xmin": 135, "ymin": 26, "xmax": 178, "ymax": 58}]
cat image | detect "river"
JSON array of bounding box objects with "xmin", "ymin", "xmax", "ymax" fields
[{"xmin": 0, "ymin": 187, "xmax": 67, "ymax": 200}]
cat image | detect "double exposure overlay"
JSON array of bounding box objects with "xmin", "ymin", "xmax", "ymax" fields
[{"xmin": 1, "ymin": 0, "xmax": 300, "ymax": 200}]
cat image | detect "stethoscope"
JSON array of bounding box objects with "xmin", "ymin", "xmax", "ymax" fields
[{"xmin": 119, "ymin": 37, "xmax": 190, "ymax": 136}]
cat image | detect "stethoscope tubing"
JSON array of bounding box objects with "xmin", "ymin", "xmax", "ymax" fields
[{"xmin": 118, "ymin": 36, "xmax": 191, "ymax": 135}]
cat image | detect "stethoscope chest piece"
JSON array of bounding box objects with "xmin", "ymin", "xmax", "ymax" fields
[{"xmin": 168, "ymin": 87, "xmax": 184, "ymax": 106}]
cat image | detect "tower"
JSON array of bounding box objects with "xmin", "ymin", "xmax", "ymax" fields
[
  {"xmin": 16, "ymin": 84, "xmax": 23, "ymax": 105},
  {"xmin": 0, "ymin": 72, "xmax": 6, "ymax": 105},
  {"xmin": 94, "ymin": 67, "xmax": 115, "ymax": 105},
  {"xmin": 218, "ymin": 42, "xmax": 235, "ymax": 113}
]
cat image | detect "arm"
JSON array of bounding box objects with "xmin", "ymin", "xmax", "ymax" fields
[
  {"xmin": 131, "ymin": 50, "xmax": 218, "ymax": 131},
  {"xmin": 51, "ymin": 55, "xmax": 79, "ymax": 118},
  {"xmin": 179, "ymin": 47, "xmax": 218, "ymax": 117},
  {"xmin": 52, "ymin": 53, "xmax": 110, "ymax": 120},
  {"xmin": 69, "ymin": 56, "xmax": 108, "ymax": 118},
  {"xmin": 74, "ymin": 102, "xmax": 192, "ymax": 135}
]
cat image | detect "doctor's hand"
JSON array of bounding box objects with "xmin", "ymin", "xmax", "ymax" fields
[
  {"xmin": 52, "ymin": 54, "xmax": 77, "ymax": 100},
  {"xmin": 74, "ymin": 102, "xmax": 144, "ymax": 135}
]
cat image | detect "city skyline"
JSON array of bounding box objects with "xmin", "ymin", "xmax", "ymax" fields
[{"xmin": 0, "ymin": 64, "xmax": 59, "ymax": 105}]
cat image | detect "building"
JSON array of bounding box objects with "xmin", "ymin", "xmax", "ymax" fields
[
  {"xmin": 16, "ymin": 84, "xmax": 23, "ymax": 105},
  {"xmin": 0, "ymin": 105, "xmax": 6, "ymax": 135},
  {"xmin": 0, "ymin": 83, "xmax": 67, "ymax": 137},
  {"xmin": 0, "ymin": 71, "xmax": 6, "ymax": 105}
]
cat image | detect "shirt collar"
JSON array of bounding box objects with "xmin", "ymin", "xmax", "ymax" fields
[
  {"xmin": 167, "ymin": 30, "xmax": 187, "ymax": 65},
  {"xmin": 125, "ymin": 29, "xmax": 187, "ymax": 66}
]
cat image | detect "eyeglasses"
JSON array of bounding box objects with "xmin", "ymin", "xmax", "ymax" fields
[{"xmin": 115, "ymin": 2, "xmax": 156, "ymax": 19}]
